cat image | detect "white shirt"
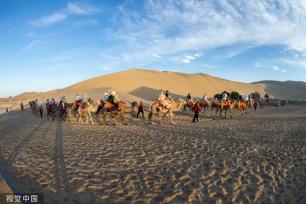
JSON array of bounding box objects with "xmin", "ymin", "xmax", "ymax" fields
[{"xmin": 222, "ymin": 93, "xmax": 227, "ymax": 100}]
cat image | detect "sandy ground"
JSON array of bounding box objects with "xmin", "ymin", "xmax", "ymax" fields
[{"xmin": 0, "ymin": 105, "xmax": 305, "ymax": 203}]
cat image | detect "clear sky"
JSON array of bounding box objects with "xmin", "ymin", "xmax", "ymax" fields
[{"xmin": 1, "ymin": 0, "xmax": 306, "ymax": 97}]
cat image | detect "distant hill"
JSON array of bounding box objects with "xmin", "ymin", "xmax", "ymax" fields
[
  {"xmin": 12, "ymin": 68, "xmax": 304, "ymax": 102},
  {"xmin": 254, "ymin": 80, "xmax": 306, "ymax": 101}
]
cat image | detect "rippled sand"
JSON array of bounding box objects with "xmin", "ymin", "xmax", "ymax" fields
[{"xmin": 0, "ymin": 105, "xmax": 305, "ymax": 203}]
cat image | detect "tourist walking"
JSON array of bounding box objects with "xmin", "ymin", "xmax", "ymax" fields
[
  {"xmin": 137, "ymin": 101, "xmax": 144, "ymax": 118},
  {"xmin": 192, "ymin": 100, "xmax": 201, "ymax": 122},
  {"xmin": 20, "ymin": 101, "xmax": 24, "ymax": 111},
  {"xmin": 39, "ymin": 105, "xmax": 43, "ymax": 118}
]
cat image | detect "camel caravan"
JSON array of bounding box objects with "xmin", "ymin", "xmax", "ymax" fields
[{"xmin": 28, "ymin": 89, "xmax": 263, "ymax": 125}]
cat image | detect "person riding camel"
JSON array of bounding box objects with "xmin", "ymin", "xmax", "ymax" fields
[
  {"xmin": 202, "ymin": 93, "xmax": 209, "ymax": 109},
  {"xmin": 203, "ymin": 93, "xmax": 208, "ymax": 101},
  {"xmin": 81, "ymin": 95, "xmax": 87, "ymax": 108},
  {"xmin": 82, "ymin": 95, "xmax": 87, "ymax": 103},
  {"xmin": 158, "ymin": 89, "xmax": 170, "ymax": 108},
  {"xmin": 59, "ymin": 100, "xmax": 66, "ymax": 112},
  {"xmin": 107, "ymin": 91, "xmax": 119, "ymax": 110},
  {"xmin": 104, "ymin": 93, "xmax": 109, "ymax": 101},
  {"xmin": 74, "ymin": 94, "xmax": 82, "ymax": 110},
  {"xmin": 165, "ymin": 90, "xmax": 169, "ymax": 98},
  {"xmin": 187, "ymin": 93, "xmax": 191, "ymax": 101},
  {"xmin": 76, "ymin": 94, "xmax": 81, "ymax": 102},
  {"xmin": 243, "ymin": 94, "xmax": 248, "ymax": 102},
  {"xmin": 222, "ymin": 92, "xmax": 231, "ymax": 107},
  {"xmin": 222, "ymin": 92, "xmax": 228, "ymax": 101},
  {"xmin": 96, "ymin": 97, "xmax": 105, "ymax": 114},
  {"xmin": 60, "ymin": 96, "xmax": 66, "ymax": 103},
  {"xmin": 165, "ymin": 90, "xmax": 174, "ymax": 102}
]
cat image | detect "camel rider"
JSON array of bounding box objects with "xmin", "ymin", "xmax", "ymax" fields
[
  {"xmin": 60, "ymin": 96, "xmax": 66, "ymax": 103},
  {"xmin": 165, "ymin": 90, "xmax": 169, "ymax": 98},
  {"xmin": 107, "ymin": 91, "xmax": 119, "ymax": 110},
  {"xmin": 113, "ymin": 91, "xmax": 120, "ymax": 103},
  {"xmin": 51, "ymin": 98, "xmax": 55, "ymax": 104},
  {"xmin": 76, "ymin": 94, "xmax": 81, "ymax": 102},
  {"xmin": 81, "ymin": 95, "xmax": 87, "ymax": 108},
  {"xmin": 165, "ymin": 90, "xmax": 174, "ymax": 102},
  {"xmin": 158, "ymin": 90, "xmax": 170, "ymax": 108},
  {"xmin": 243, "ymin": 94, "xmax": 248, "ymax": 102},
  {"xmin": 202, "ymin": 93, "xmax": 209, "ymax": 108},
  {"xmin": 104, "ymin": 93, "xmax": 109, "ymax": 101},
  {"xmin": 59, "ymin": 100, "xmax": 65, "ymax": 111},
  {"xmin": 158, "ymin": 89, "xmax": 164, "ymax": 99},
  {"xmin": 248, "ymin": 94, "xmax": 252, "ymax": 103},
  {"xmin": 203, "ymin": 93, "xmax": 208, "ymax": 101},
  {"xmin": 187, "ymin": 93, "xmax": 191, "ymax": 101},
  {"xmin": 74, "ymin": 94, "xmax": 82, "ymax": 110},
  {"xmin": 82, "ymin": 95, "xmax": 87, "ymax": 103},
  {"xmin": 96, "ymin": 98, "xmax": 105, "ymax": 114},
  {"xmin": 222, "ymin": 92, "xmax": 228, "ymax": 101}
]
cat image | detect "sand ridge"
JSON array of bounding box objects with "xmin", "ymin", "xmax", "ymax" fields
[{"xmin": 13, "ymin": 68, "xmax": 267, "ymax": 103}]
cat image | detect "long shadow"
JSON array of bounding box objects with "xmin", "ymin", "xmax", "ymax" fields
[
  {"xmin": 53, "ymin": 120, "xmax": 99, "ymax": 203},
  {"xmin": 8, "ymin": 120, "xmax": 46, "ymax": 163},
  {"xmin": 53, "ymin": 120, "xmax": 71, "ymax": 203},
  {"xmin": 0, "ymin": 117, "xmax": 100, "ymax": 203}
]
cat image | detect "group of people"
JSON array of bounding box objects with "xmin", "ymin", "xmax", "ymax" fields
[
  {"xmin": 185, "ymin": 91, "xmax": 258, "ymax": 122},
  {"xmin": 27, "ymin": 88, "xmax": 260, "ymax": 123}
]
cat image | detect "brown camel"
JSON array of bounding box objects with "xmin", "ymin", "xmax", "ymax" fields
[
  {"xmin": 211, "ymin": 99, "xmax": 234, "ymax": 118},
  {"xmin": 96, "ymin": 101, "xmax": 127, "ymax": 125},
  {"xmin": 148, "ymin": 98, "xmax": 186, "ymax": 124}
]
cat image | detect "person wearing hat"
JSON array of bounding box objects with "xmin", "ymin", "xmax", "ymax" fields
[{"xmin": 192, "ymin": 100, "xmax": 202, "ymax": 122}]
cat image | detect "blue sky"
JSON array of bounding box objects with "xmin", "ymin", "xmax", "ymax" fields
[{"xmin": 1, "ymin": 0, "xmax": 306, "ymax": 97}]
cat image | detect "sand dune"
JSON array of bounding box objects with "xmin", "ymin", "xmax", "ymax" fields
[
  {"xmin": 14, "ymin": 68, "xmax": 266, "ymax": 103},
  {"xmin": 254, "ymin": 80, "xmax": 306, "ymax": 100},
  {"xmin": 11, "ymin": 68, "xmax": 305, "ymax": 103}
]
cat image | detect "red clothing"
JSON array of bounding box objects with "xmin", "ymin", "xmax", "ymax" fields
[{"xmin": 192, "ymin": 103, "xmax": 201, "ymax": 113}]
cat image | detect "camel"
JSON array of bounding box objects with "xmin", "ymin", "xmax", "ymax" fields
[
  {"xmin": 96, "ymin": 101, "xmax": 127, "ymax": 125},
  {"xmin": 183, "ymin": 99, "xmax": 195, "ymax": 112},
  {"xmin": 148, "ymin": 98, "xmax": 186, "ymax": 124},
  {"xmin": 233, "ymin": 100, "xmax": 248, "ymax": 115},
  {"xmin": 66, "ymin": 101, "xmax": 98, "ymax": 124},
  {"xmin": 46, "ymin": 102, "xmax": 57, "ymax": 121},
  {"xmin": 201, "ymin": 99, "xmax": 211, "ymax": 114},
  {"xmin": 211, "ymin": 99, "xmax": 234, "ymax": 118}
]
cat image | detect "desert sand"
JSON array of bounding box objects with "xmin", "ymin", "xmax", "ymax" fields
[{"xmin": 0, "ymin": 104, "xmax": 305, "ymax": 203}]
